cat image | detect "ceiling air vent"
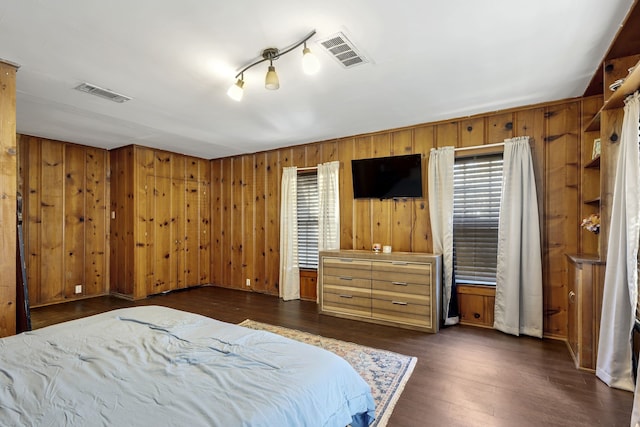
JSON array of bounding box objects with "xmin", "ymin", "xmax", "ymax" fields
[
  {"xmin": 74, "ymin": 82, "xmax": 132, "ymax": 103},
  {"xmin": 317, "ymin": 32, "xmax": 368, "ymax": 69}
]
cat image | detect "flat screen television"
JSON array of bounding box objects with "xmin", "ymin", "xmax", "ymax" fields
[{"xmin": 351, "ymin": 154, "xmax": 423, "ymax": 199}]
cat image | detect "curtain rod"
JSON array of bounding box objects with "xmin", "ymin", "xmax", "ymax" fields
[
  {"xmin": 297, "ymin": 166, "xmax": 318, "ymax": 171},
  {"xmin": 454, "ymin": 142, "xmax": 505, "ymax": 152}
]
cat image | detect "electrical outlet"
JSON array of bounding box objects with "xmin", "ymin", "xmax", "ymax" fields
[
  {"xmin": 74, "ymin": 285, "xmax": 82, "ymax": 294},
  {"xmin": 111, "ymin": 211, "xmax": 116, "ymax": 219},
  {"xmin": 246, "ymin": 278, "xmax": 251, "ymax": 287}
]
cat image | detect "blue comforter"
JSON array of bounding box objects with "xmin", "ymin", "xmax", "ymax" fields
[{"xmin": 0, "ymin": 306, "xmax": 375, "ymax": 426}]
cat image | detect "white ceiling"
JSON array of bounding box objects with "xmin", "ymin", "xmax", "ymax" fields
[{"xmin": 0, "ymin": 0, "xmax": 634, "ymax": 159}]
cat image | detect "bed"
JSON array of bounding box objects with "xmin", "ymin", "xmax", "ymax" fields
[{"xmin": 0, "ymin": 306, "xmax": 375, "ymax": 426}]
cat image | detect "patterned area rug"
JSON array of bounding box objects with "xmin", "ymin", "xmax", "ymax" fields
[{"xmin": 238, "ymin": 320, "xmax": 417, "ymax": 427}]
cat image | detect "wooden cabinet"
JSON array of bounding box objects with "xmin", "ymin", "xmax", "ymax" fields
[
  {"xmin": 566, "ymin": 255, "xmax": 605, "ymax": 371},
  {"xmin": 457, "ymin": 285, "xmax": 495, "ymax": 328},
  {"xmin": 299, "ymin": 270, "xmax": 317, "ymax": 301},
  {"xmin": 319, "ymin": 250, "xmax": 441, "ymax": 332},
  {"xmin": 110, "ymin": 146, "xmax": 211, "ymax": 300}
]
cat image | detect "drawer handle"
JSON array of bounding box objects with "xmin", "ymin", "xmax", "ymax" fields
[
  {"xmin": 473, "ymin": 313, "xmax": 481, "ymax": 319},
  {"xmin": 392, "ymin": 261, "xmax": 408, "ymax": 265},
  {"xmin": 339, "ymin": 258, "xmax": 353, "ymax": 262},
  {"xmin": 392, "ymin": 281, "xmax": 408, "ymax": 286},
  {"xmin": 392, "ymin": 301, "xmax": 408, "ymax": 306},
  {"xmin": 339, "ymin": 294, "xmax": 353, "ymax": 299},
  {"xmin": 339, "ymin": 276, "xmax": 353, "ymax": 281}
]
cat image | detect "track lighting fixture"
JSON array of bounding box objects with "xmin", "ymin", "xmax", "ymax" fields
[{"xmin": 227, "ymin": 30, "xmax": 319, "ymax": 101}]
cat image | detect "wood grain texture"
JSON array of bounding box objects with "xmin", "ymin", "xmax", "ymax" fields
[
  {"xmin": 18, "ymin": 137, "xmax": 110, "ymax": 308},
  {"xmin": 205, "ymin": 99, "xmax": 583, "ymax": 338},
  {"xmin": 0, "ymin": 61, "xmax": 16, "ymax": 337}
]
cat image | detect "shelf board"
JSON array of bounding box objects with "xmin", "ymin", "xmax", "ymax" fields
[
  {"xmin": 584, "ymin": 113, "xmax": 601, "ymax": 132},
  {"xmin": 584, "ymin": 155, "xmax": 600, "ymax": 169},
  {"xmin": 584, "ymin": 196, "xmax": 601, "ymax": 205},
  {"xmin": 602, "ymin": 59, "xmax": 640, "ymax": 111}
]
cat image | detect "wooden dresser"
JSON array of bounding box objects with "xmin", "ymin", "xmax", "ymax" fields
[{"xmin": 319, "ymin": 250, "xmax": 442, "ymax": 332}]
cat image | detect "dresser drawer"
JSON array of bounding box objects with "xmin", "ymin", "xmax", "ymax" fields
[
  {"xmin": 371, "ymin": 261, "xmax": 431, "ymax": 285},
  {"xmin": 371, "ymin": 290, "xmax": 429, "ymax": 306},
  {"xmin": 323, "ymin": 290, "xmax": 372, "ymax": 317},
  {"xmin": 324, "ymin": 275, "xmax": 370, "ymax": 289},
  {"xmin": 372, "ymin": 298, "xmax": 431, "ymax": 327},
  {"xmin": 323, "ymin": 258, "xmax": 371, "ymax": 279},
  {"xmin": 372, "ymin": 279, "xmax": 428, "ymax": 296}
]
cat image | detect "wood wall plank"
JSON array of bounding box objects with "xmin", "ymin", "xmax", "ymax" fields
[
  {"xmin": 85, "ymin": 147, "xmax": 108, "ymax": 296},
  {"xmin": 64, "ymin": 144, "xmax": 86, "ymax": 298},
  {"xmin": 0, "ymin": 62, "xmax": 16, "ymax": 337},
  {"xmin": 264, "ymin": 151, "xmax": 280, "ymax": 293}
]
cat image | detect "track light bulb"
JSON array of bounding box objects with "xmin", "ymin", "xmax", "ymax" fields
[
  {"xmin": 302, "ymin": 46, "xmax": 320, "ymax": 75},
  {"xmin": 227, "ymin": 78, "xmax": 244, "ymax": 101},
  {"xmin": 265, "ymin": 65, "xmax": 280, "ymax": 90}
]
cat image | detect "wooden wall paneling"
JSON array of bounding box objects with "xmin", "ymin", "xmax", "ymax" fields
[
  {"xmin": 306, "ymin": 143, "xmax": 321, "ymax": 167},
  {"xmin": 85, "ymin": 147, "xmax": 108, "ymax": 296},
  {"xmin": 151, "ymin": 175, "xmax": 172, "ymax": 294},
  {"xmin": 354, "ymin": 136, "xmax": 373, "ymax": 251},
  {"xmin": 0, "ymin": 61, "xmax": 16, "ymax": 337},
  {"xmin": 109, "ymin": 147, "xmax": 126, "ymax": 295},
  {"xmin": 220, "ymin": 157, "xmax": 233, "ymax": 287},
  {"xmin": 264, "ymin": 151, "xmax": 280, "ymax": 293},
  {"xmin": 321, "ymin": 140, "xmax": 338, "ymax": 163},
  {"xmin": 600, "ymin": 108, "xmax": 623, "ymax": 262},
  {"xmin": 391, "ymin": 129, "xmax": 414, "ymax": 252},
  {"xmin": 435, "ymin": 122, "xmax": 459, "ymax": 148},
  {"xmin": 292, "ymin": 145, "xmax": 306, "ymax": 166},
  {"xmin": 135, "ymin": 146, "xmax": 154, "ymax": 299},
  {"xmin": 210, "ymin": 159, "xmax": 223, "ymax": 285},
  {"xmin": 40, "ymin": 140, "xmax": 65, "ymax": 303},
  {"xmin": 24, "ymin": 136, "xmax": 42, "ymax": 304},
  {"xmin": 198, "ymin": 158, "xmax": 211, "ymax": 285},
  {"xmin": 64, "ymin": 145, "xmax": 86, "ymax": 298},
  {"xmin": 370, "ymin": 134, "xmax": 391, "ymax": 251},
  {"xmin": 460, "ymin": 117, "xmax": 485, "ymax": 148},
  {"xmin": 486, "ymin": 112, "xmax": 515, "ymax": 143},
  {"xmin": 184, "ymin": 159, "xmax": 200, "ymax": 286},
  {"xmin": 252, "ymin": 153, "xmax": 267, "ymax": 292},
  {"xmin": 231, "ymin": 156, "xmax": 245, "ymax": 288},
  {"xmin": 172, "ymin": 155, "xmax": 186, "ymax": 290},
  {"xmin": 544, "ymin": 102, "xmax": 580, "ymax": 337},
  {"xmin": 242, "ymin": 155, "xmax": 255, "ymax": 290},
  {"xmin": 413, "ymin": 125, "xmax": 435, "ymax": 253},
  {"xmin": 338, "ymin": 138, "xmax": 355, "ymax": 249},
  {"xmin": 146, "ymin": 148, "xmax": 166, "ymax": 296}
]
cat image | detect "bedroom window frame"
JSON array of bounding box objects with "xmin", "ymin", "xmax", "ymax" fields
[{"xmin": 453, "ymin": 151, "xmax": 504, "ymax": 287}]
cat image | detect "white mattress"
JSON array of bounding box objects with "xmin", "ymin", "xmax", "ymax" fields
[{"xmin": 0, "ymin": 306, "xmax": 375, "ymax": 426}]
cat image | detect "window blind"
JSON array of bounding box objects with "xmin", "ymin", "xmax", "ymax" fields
[
  {"xmin": 453, "ymin": 154, "xmax": 503, "ymax": 285},
  {"xmin": 297, "ymin": 172, "xmax": 319, "ymax": 269}
]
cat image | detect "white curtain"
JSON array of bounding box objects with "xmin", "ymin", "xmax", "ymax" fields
[
  {"xmin": 279, "ymin": 167, "xmax": 300, "ymax": 301},
  {"xmin": 428, "ymin": 147, "xmax": 458, "ymax": 325},
  {"xmin": 493, "ymin": 136, "xmax": 543, "ymax": 338},
  {"xmin": 318, "ymin": 161, "xmax": 340, "ymax": 252},
  {"xmin": 597, "ymin": 91, "xmax": 640, "ymax": 393}
]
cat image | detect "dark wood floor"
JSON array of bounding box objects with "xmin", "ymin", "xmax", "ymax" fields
[{"xmin": 30, "ymin": 285, "xmax": 633, "ymax": 427}]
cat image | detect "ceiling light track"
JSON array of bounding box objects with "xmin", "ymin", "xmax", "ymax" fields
[{"xmin": 227, "ymin": 29, "xmax": 320, "ymax": 101}]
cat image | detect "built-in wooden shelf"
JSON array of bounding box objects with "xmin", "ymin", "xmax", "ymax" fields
[
  {"xmin": 584, "ymin": 196, "xmax": 601, "ymax": 205},
  {"xmin": 603, "ymin": 59, "xmax": 640, "ymax": 110},
  {"xmin": 585, "ymin": 155, "xmax": 600, "ymax": 169},
  {"xmin": 584, "ymin": 59, "xmax": 640, "ymax": 132}
]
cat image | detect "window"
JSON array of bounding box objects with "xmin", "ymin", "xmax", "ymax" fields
[
  {"xmin": 297, "ymin": 171, "xmax": 319, "ymax": 269},
  {"xmin": 453, "ymin": 154, "xmax": 503, "ymax": 286}
]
